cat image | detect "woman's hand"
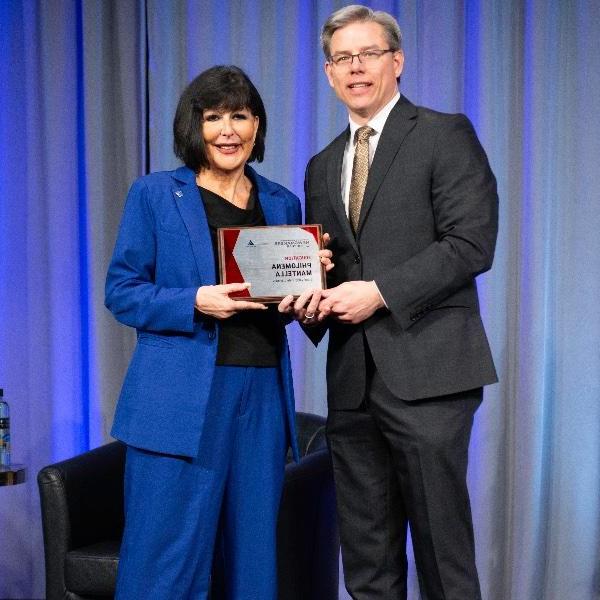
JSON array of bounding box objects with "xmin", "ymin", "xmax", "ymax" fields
[{"xmin": 195, "ymin": 283, "xmax": 267, "ymax": 319}]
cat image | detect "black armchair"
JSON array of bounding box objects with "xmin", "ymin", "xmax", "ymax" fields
[{"xmin": 38, "ymin": 412, "xmax": 339, "ymax": 600}]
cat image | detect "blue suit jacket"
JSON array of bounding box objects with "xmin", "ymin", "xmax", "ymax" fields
[{"xmin": 106, "ymin": 165, "xmax": 301, "ymax": 459}]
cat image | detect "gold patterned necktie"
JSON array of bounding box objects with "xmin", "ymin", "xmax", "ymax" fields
[{"xmin": 349, "ymin": 125, "xmax": 375, "ymax": 233}]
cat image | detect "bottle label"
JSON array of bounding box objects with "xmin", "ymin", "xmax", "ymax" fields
[{"xmin": 0, "ymin": 418, "xmax": 9, "ymax": 450}]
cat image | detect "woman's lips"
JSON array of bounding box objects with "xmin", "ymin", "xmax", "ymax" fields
[{"xmin": 214, "ymin": 144, "xmax": 241, "ymax": 154}]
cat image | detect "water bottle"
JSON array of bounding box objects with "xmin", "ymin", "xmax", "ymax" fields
[{"xmin": 0, "ymin": 389, "xmax": 10, "ymax": 466}]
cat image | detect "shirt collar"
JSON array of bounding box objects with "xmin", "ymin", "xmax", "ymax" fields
[{"xmin": 348, "ymin": 92, "xmax": 401, "ymax": 142}]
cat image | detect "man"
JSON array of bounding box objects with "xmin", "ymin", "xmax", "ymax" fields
[{"xmin": 280, "ymin": 5, "xmax": 498, "ymax": 600}]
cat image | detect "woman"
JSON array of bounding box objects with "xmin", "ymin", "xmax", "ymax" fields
[{"xmin": 105, "ymin": 66, "xmax": 331, "ymax": 599}]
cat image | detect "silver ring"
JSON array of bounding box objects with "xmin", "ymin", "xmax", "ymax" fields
[{"xmin": 305, "ymin": 313, "xmax": 315, "ymax": 320}]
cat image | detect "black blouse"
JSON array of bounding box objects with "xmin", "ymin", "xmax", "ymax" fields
[{"xmin": 199, "ymin": 185, "xmax": 283, "ymax": 367}]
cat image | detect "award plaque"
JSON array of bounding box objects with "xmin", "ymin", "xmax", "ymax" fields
[{"xmin": 217, "ymin": 224, "xmax": 326, "ymax": 302}]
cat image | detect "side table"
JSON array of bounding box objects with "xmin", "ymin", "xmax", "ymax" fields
[{"xmin": 0, "ymin": 464, "xmax": 26, "ymax": 486}]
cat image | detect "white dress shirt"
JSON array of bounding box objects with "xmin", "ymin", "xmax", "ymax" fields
[
  {"xmin": 339, "ymin": 92, "xmax": 400, "ymax": 308},
  {"xmin": 341, "ymin": 92, "xmax": 401, "ymax": 216}
]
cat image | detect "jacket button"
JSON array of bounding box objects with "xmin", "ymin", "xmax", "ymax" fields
[{"xmin": 354, "ymin": 255, "xmax": 361, "ymax": 264}]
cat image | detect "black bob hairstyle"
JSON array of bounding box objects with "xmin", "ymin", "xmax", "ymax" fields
[{"xmin": 173, "ymin": 65, "xmax": 267, "ymax": 172}]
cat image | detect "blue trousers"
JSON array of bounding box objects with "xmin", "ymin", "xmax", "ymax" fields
[{"xmin": 115, "ymin": 366, "xmax": 287, "ymax": 600}]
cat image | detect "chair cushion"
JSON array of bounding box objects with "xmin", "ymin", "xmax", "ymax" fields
[{"xmin": 65, "ymin": 540, "xmax": 119, "ymax": 595}]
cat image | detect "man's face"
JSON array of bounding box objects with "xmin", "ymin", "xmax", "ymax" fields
[{"xmin": 325, "ymin": 21, "xmax": 404, "ymax": 124}]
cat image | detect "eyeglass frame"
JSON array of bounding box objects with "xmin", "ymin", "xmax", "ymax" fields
[{"xmin": 327, "ymin": 48, "xmax": 399, "ymax": 67}]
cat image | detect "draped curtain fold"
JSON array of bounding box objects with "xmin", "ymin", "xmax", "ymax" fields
[{"xmin": 1, "ymin": 1, "xmax": 599, "ymax": 598}]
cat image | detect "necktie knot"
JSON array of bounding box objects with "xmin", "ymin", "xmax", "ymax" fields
[{"xmin": 355, "ymin": 126, "xmax": 375, "ymax": 145}]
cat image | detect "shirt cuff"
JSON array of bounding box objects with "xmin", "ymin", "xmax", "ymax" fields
[{"xmin": 371, "ymin": 280, "xmax": 388, "ymax": 309}]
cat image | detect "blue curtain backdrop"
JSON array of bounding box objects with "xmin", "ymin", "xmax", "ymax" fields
[{"xmin": 1, "ymin": 1, "xmax": 599, "ymax": 598}]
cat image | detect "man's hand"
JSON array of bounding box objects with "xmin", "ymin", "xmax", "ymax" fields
[
  {"xmin": 318, "ymin": 281, "xmax": 384, "ymax": 324},
  {"xmin": 318, "ymin": 232, "xmax": 334, "ymax": 272},
  {"xmin": 195, "ymin": 283, "xmax": 267, "ymax": 319}
]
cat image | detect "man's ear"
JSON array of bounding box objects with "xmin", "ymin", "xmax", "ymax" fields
[
  {"xmin": 324, "ymin": 62, "xmax": 335, "ymax": 88},
  {"xmin": 393, "ymin": 49, "xmax": 404, "ymax": 79}
]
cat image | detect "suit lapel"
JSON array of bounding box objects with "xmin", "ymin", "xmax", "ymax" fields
[
  {"xmin": 171, "ymin": 167, "xmax": 217, "ymax": 285},
  {"xmin": 326, "ymin": 128, "xmax": 358, "ymax": 251},
  {"xmin": 357, "ymin": 96, "xmax": 417, "ymax": 235},
  {"xmin": 259, "ymin": 192, "xmax": 286, "ymax": 225},
  {"xmin": 248, "ymin": 167, "xmax": 288, "ymax": 225}
]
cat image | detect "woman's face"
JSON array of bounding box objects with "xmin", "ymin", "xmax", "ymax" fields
[{"xmin": 202, "ymin": 107, "xmax": 259, "ymax": 174}]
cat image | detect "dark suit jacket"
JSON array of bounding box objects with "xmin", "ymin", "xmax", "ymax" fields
[
  {"xmin": 305, "ymin": 95, "xmax": 498, "ymax": 409},
  {"xmin": 105, "ymin": 165, "xmax": 300, "ymax": 458}
]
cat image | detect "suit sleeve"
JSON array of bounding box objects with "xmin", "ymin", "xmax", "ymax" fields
[
  {"xmin": 105, "ymin": 179, "xmax": 198, "ymax": 333},
  {"xmin": 376, "ymin": 114, "xmax": 499, "ymax": 330}
]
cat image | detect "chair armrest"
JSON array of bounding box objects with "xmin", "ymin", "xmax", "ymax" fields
[
  {"xmin": 294, "ymin": 411, "xmax": 328, "ymax": 457},
  {"xmin": 37, "ymin": 441, "xmax": 126, "ymax": 600}
]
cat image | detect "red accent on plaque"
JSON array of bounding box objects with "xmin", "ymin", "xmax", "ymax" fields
[
  {"xmin": 221, "ymin": 229, "xmax": 250, "ymax": 298},
  {"xmin": 304, "ymin": 225, "xmax": 320, "ymax": 245}
]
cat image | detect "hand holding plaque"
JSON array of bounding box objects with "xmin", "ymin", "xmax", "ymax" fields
[{"xmin": 218, "ymin": 225, "xmax": 326, "ymax": 302}]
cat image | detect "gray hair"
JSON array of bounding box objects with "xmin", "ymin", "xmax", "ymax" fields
[{"xmin": 320, "ymin": 5, "xmax": 403, "ymax": 58}]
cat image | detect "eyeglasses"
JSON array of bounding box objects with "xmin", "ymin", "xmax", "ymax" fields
[{"xmin": 328, "ymin": 48, "xmax": 397, "ymax": 67}]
